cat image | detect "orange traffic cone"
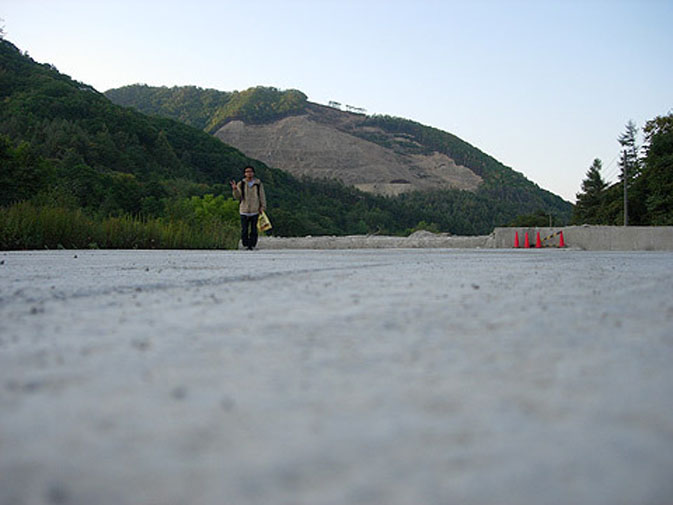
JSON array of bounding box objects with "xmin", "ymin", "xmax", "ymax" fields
[
  {"xmin": 524, "ymin": 232, "xmax": 530, "ymax": 248},
  {"xmin": 514, "ymin": 231, "xmax": 520, "ymax": 248},
  {"xmin": 559, "ymin": 231, "xmax": 565, "ymax": 248},
  {"xmin": 535, "ymin": 231, "xmax": 542, "ymax": 248}
]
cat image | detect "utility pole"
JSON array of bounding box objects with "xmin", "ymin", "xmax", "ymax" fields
[{"xmin": 622, "ymin": 150, "xmax": 628, "ymax": 226}]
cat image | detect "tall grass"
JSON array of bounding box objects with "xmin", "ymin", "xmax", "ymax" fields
[{"xmin": 0, "ymin": 202, "xmax": 239, "ymax": 250}]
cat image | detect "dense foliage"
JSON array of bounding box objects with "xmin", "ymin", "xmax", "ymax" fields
[
  {"xmin": 106, "ymin": 85, "xmax": 308, "ymax": 133},
  {"xmin": 572, "ymin": 114, "xmax": 673, "ymax": 225},
  {"xmin": 104, "ymin": 85, "xmax": 235, "ymax": 131},
  {"xmin": 0, "ymin": 40, "xmax": 257, "ymax": 206}
]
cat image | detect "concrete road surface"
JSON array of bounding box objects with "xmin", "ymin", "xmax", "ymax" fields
[{"xmin": 1, "ymin": 249, "xmax": 672, "ymax": 505}]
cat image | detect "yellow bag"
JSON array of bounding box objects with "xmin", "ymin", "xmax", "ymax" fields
[{"xmin": 257, "ymin": 211, "xmax": 272, "ymax": 232}]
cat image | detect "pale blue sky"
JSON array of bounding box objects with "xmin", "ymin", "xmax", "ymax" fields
[{"xmin": 2, "ymin": 0, "xmax": 672, "ymax": 202}]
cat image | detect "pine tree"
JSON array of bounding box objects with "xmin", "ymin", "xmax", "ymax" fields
[
  {"xmin": 617, "ymin": 120, "xmax": 642, "ymax": 225},
  {"xmin": 618, "ymin": 120, "xmax": 641, "ymax": 182},
  {"xmin": 573, "ymin": 158, "xmax": 607, "ymax": 224}
]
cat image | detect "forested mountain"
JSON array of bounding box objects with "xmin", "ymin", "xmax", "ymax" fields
[
  {"xmin": 106, "ymin": 85, "xmax": 571, "ymax": 210},
  {"xmin": 1, "ymin": 38, "xmax": 571, "ymax": 247},
  {"xmin": 0, "ymin": 39, "xmax": 390, "ymax": 237},
  {"xmin": 107, "ymin": 84, "xmax": 572, "ymax": 225},
  {"xmin": 0, "ymin": 39, "xmax": 262, "ymax": 211}
]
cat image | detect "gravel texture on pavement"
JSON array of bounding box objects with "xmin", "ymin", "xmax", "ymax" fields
[{"xmin": 1, "ymin": 248, "xmax": 673, "ymax": 505}]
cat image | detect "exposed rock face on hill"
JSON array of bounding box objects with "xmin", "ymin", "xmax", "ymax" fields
[{"xmin": 215, "ymin": 104, "xmax": 482, "ymax": 196}]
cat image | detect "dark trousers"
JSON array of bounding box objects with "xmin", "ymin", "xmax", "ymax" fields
[{"xmin": 240, "ymin": 214, "xmax": 259, "ymax": 248}]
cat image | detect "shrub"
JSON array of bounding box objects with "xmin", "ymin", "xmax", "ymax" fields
[{"xmin": 0, "ymin": 202, "xmax": 238, "ymax": 250}]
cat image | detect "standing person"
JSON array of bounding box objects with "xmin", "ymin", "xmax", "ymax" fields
[{"xmin": 230, "ymin": 166, "xmax": 267, "ymax": 250}]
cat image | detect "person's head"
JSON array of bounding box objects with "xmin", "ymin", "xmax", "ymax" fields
[{"xmin": 243, "ymin": 166, "xmax": 255, "ymax": 180}]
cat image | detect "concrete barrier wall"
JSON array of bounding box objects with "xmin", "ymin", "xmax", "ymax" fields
[
  {"xmin": 258, "ymin": 233, "xmax": 492, "ymax": 249},
  {"xmin": 257, "ymin": 226, "xmax": 672, "ymax": 251},
  {"xmin": 494, "ymin": 226, "xmax": 673, "ymax": 251}
]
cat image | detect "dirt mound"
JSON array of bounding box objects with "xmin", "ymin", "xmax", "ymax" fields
[{"xmin": 215, "ymin": 105, "xmax": 482, "ymax": 195}]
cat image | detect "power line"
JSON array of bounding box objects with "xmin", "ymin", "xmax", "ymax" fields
[
  {"xmin": 605, "ymin": 168, "xmax": 620, "ymax": 183},
  {"xmin": 603, "ymin": 155, "xmax": 620, "ymax": 182}
]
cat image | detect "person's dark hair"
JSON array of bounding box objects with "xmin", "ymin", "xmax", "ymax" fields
[{"xmin": 244, "ymin": 165, "xmax": 255, "ymax": 174}]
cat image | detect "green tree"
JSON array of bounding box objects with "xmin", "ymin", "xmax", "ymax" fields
[
  {"xmin": 572, "ymin": 158, "xmax": 607, "ymax": 224},
  {"xmin": 153, "ymin": 129, "xmax": 181, "ymax": 174},
  {"xmin": 618, "ymin": 120, "xmax": 641, "ymax": 182},
  {"xmin": 642, "ymin": 112, "xmax": 673, "ymax": 224},
  {"xmin": 618, "ymin": 120, "xmax": 648, "ymax": 224},
  {"xmin": 187, "ymin": 194, "xmax": 239, "ymax": 225},
  {"xmin": 508, "ymin": 209, "xmax": 553, "ymax": 227},
  {"xmin": 0, "ymin": 136, "xmax": 49, "ymax": 205}
]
